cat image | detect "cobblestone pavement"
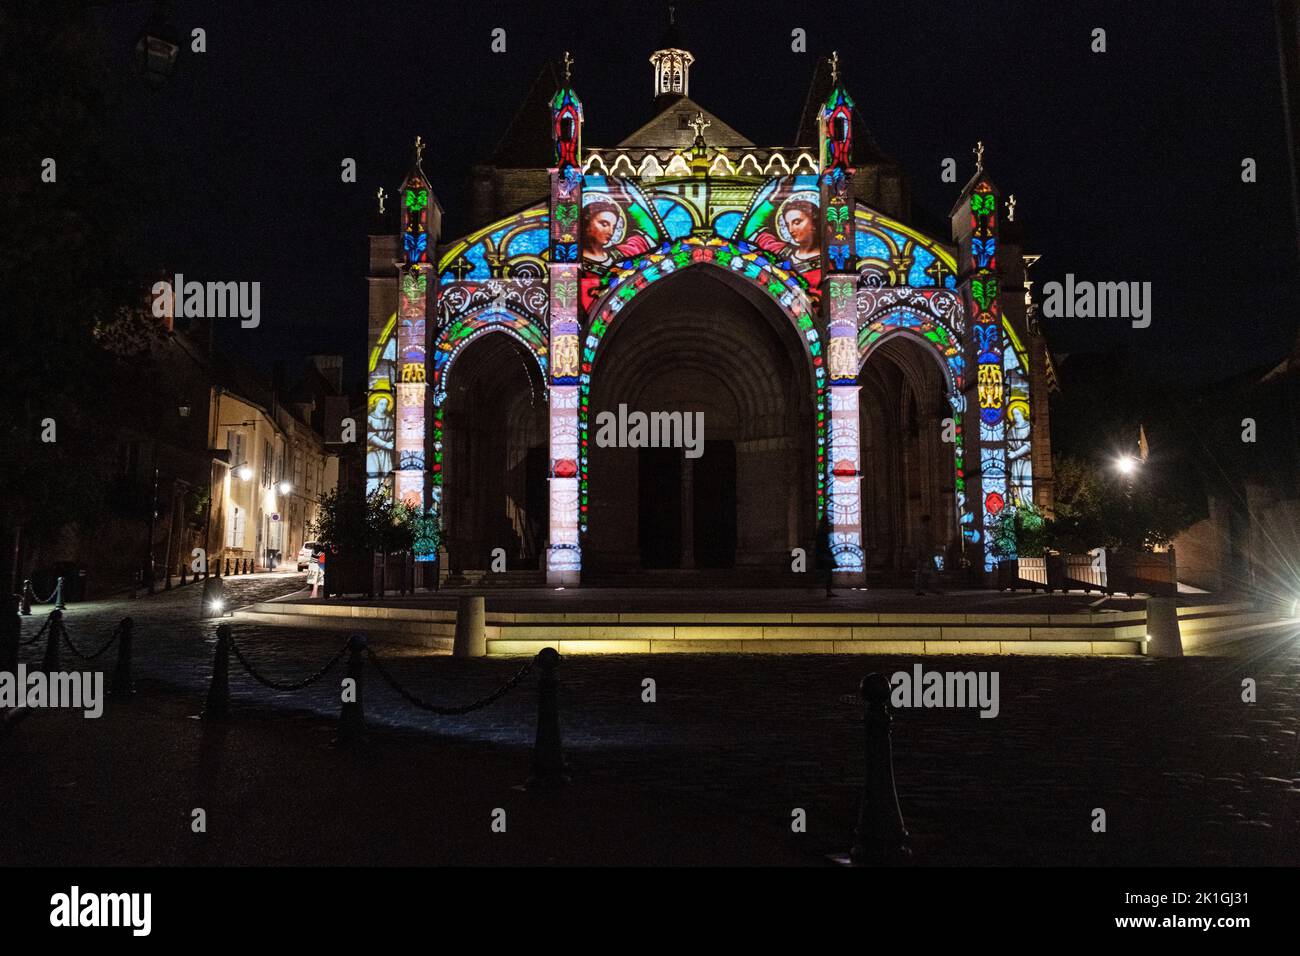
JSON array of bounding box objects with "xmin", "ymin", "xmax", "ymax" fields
[{"xmin": 12, "ymin": 575, "xmax": 1300, "ymax": 865}]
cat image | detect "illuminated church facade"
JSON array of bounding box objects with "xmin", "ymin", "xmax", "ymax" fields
[{"xmin": 365, "ymin": 33, "xmax": 1054, "ymax": 587}]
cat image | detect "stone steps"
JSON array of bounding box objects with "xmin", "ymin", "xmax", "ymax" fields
[{"xmin": 234, "ymin": 598, "xmax": 1284, "ymax": 656}]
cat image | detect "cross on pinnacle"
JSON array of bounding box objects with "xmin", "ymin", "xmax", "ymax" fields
[
  {"xmin": 688, "ymin": 111, "xmax": 710, "ymax": 141},
  {"xmin": 1007, "ymin": 194, "xmax": 1017, "ymax": 222},
  {"xmin": 414, "ymin": 135, "xmax": 425, "ymax": 165},
  {"xmin": 830, "ymin": 50, "xmax": 840, "ymax": 86},
  {"xmin": 562, "ymin": 51, "xmax": 573, "ymax": 84},
  {"xmin": 973, "ymin": 140, "xmax": 984, "ymax": 172},
  {"xmin": 376, "ymin": 187, "xmax": 387, "ymax": 215}
]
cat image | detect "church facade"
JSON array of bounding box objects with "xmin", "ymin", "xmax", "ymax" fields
[{"xmin": 365, "ymin": 37, "xmax": 1054, "ymax": 587}]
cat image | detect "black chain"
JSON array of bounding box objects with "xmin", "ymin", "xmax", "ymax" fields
[
  {"xmin": 227, "ymin": 631, "xmax": 350, "ymax": 691},
  {"xmin": 60, "ymin": 619, "xmax": 124, "ymax": 661},
  {"xmin": 19, "ymin": 616, "xmax": 52, "ymax": 647},
  {"xmin": 364, "ymin": 647, "xmax": 534, "ymax": 715}
]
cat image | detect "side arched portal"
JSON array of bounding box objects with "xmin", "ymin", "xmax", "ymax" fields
[
  {"xmin": 858, "ymin": 335, "xmax": 960, "ymax": 579},
  {"xmin": 437, "ymin": 330, "xmax": 549, "ymax": 575}
]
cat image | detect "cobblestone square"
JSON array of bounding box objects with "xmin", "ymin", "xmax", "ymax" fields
[{"xmin": 3, "ymin": 575, "xmax": 1298, "ymax": 866}]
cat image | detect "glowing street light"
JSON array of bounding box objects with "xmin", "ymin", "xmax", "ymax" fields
[
  {"xmin": 1115, "ymin": 455, "xmax": 1139, "ymax": 476},
  {"xmin": 278, "ymin": 481, "xmax": 292, "ymax": 496},
  {"xmin": 236, "ymin": 465, "xmax": 254, "ymax": 481}
]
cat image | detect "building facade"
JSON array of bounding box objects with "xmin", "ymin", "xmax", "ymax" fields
[
  {"xmin": 366, "ymin": 37, "xmax": 1054, "ymax": 586},
  {"xmin": 208, "ymin": 384, "xmax": 339, "ymax": 573}
]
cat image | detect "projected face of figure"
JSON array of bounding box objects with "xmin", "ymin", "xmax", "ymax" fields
[
  {"xmin": 581, "ymin": 203, "xmax": 620, "ymax": 260},
  {"xmin": 782, "ymin": 203, "xmax": 818, "ymax": 257}
]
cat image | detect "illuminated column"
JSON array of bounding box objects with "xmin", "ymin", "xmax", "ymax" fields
[
  {"xmin": 820, "ymin": 57, "xmax": 864, "ymax": 580},
  {"xmin": 546, "ymin": 60, "xmax": 584, "ymax": 585},
  {"xmin": 395, "ymin": 138, "xmax": 436, "ymax": 518},
  {"xmin": 951, "ymin": 143, "xmax": 1008, "ymax": 576}
]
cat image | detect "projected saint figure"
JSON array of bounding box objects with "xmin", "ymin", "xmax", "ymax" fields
[
  {"xmin": 752, "ymin": 193, "xmax": 822, "ymax": 287},
  {"xmin": 581, "ymin": 199, "xmax": 652, "ymax": 269}
]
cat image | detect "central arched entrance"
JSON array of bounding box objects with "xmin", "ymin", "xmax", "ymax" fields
[{"xmin": 583, "ymin": 266, "xmax": 817, "ymax": 580}]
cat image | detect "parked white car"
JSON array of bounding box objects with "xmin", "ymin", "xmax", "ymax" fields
[{"xmin": 297, "ymin": 542, "xmax": 322, "ymax": 571}]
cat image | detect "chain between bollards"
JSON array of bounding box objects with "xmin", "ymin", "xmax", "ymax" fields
[
  {"xmin": 527, "ymin": 647, "xmax": 569, "ymax": 789},
  {"xmin": 849, "ymin": 672, "xmax": 911, "ymax": 866}
]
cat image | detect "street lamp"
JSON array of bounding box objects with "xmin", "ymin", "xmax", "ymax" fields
[
  {"xmin": 134, "ymin": 1, "xmax": 179, "ymax": 83},
  {"xmin": 278, "ymin": 481, "xmax": 292, "ymax": 496},
  {"xmin": 236, "ymin": 464, "xmax": 254, "ymax": 482},
  {"xmin": 1115, "ymin": 455, "xmax": 1139, "ymax": 476}
]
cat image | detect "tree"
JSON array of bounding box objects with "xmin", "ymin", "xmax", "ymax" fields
[
  {"xmin": 990, "ymin": 502, "xmax": 1048, "ymax": 559},
  {"xmin": 1039, "ymin": 455, "xmax": 1195, "ymax": 553},
  {"xmin": 0, "ymin": 2, "xmax": 154, "ymax": 590}
]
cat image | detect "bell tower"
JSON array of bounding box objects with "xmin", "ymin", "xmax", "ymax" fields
[{"xmin": 650, "ymin": 2, "xmax": 694, "ymax": 110}]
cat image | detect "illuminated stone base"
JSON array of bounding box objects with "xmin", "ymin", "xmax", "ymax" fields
[{"xmin": 235, "ymin": 598, "xmax": 1283, "ymax": 657}]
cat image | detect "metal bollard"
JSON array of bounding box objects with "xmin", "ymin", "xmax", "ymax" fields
[
  {"xmin": 42, "ymin": 610, "xmax": 63, "ymax": 673},
  {"xmin": 111, "ymin": 617, "xmax": 135, "ymax": 698},
  {"xmin": 527, "ymin": 647, "xmax": 569, "ymax": 789},
  {"xmin": 224, "ymin": 557, "xmax": 231, "ymax": 576},
  {"xmin": 21, "ymin": 579, "xmax": 33, "ymax": 615},
  {"xmin": 54, "ymin": 576, "xmax": 66, "ymax": 610},
  {"xmin": 850, "ymin": 673, "xmax": 911, "ymax": 865},
  {"xmin": 202, "ymin": 624, "xmax": 232, "ymax": 720},
  {"xmin": 334, "ymin": 634, "xmax": 367, "ymax": 747},
  {"xmin": 180, "ymin": 563, "xmax": 189, "ymax": 586},
  {"xmin": 0, "ymin": 599, "xmax": 18, "ymax": 677}
]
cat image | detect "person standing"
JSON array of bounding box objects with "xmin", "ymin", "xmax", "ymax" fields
[
  {"xmin": 308, "ymin": 550, "xmax": 324, "ymax": 598},
  {"xmin": 914, "ymin": 514, "xmax": 940, "ymax": 596},
  {"xmin": 814, "ymin": 512, "xmax": 834, "ymax": 599}
]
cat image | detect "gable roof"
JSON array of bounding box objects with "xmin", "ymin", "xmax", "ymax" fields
[
  {"xmin": 488, "ymin": 59, "xmax": 563, "ymax": 168},
  {"xmin": 616, "ymin": 96, "xmax": 754, "ymax": 150}
]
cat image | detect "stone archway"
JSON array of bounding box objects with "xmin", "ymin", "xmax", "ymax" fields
[
  {"xmin": 858, "ymin": 335, "xmax": 958, "ymax": 580},
  {"xmin": 583, "ymin": 265, "xmax": 817, "ymax": 580},
  {"xmin": 439, "ymin": 331, "xmax": 549, "ymax": 575}
]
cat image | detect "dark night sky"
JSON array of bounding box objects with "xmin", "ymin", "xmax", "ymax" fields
[{"xmin": 92, "ymin": 0, "xmax": 1297, "ymax": 393}]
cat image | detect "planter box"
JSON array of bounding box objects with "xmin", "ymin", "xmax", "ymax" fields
[
  {"xmin": 323, "ymin": 552, "xmax": 374, "ymax": 599},
  {"xmin": 997, "ymin": 558, "xmax": 1049, "ymax": 591},
  {"xmin": 1108, "ymin": 549, "xmax": 1176, "ymax": 596},
  {"xmin": 1046, "ymin": 550, "xmax": 1108, "ymax": 594}
]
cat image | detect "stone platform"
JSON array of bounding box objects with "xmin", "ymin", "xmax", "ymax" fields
[{"xmin": 232, "ymin": 588, "xmax": 1288, "ymax": 656}]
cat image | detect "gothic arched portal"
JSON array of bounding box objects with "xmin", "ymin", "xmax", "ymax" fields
[
  {"xmin": 858, "ymin": 335, "xmax": 960, "ymax": 579},
  {"xmin": 439, "ymin": 331, "xmax": 549, "ymax": 575},
  {"xmin": 583, "ymin": 265, "xmax": 817, "ymax": 578}
]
